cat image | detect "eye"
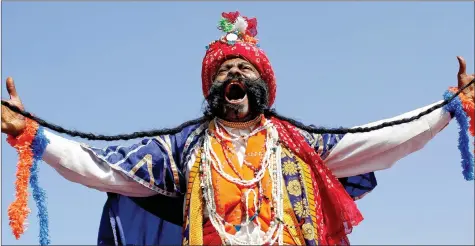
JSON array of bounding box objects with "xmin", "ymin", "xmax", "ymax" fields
[{"xmin": 217, "ymin": 68, "xmax": 227, "ymax": 74}]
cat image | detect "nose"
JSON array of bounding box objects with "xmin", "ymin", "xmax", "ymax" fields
[{"xmin": 228, "ymin": 66, "xmax": 243, "ymax": 77}]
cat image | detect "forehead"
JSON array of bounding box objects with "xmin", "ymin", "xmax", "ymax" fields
[{"xmin": 219, "ymin": 57, "xmax": 255, "ymax": 68}]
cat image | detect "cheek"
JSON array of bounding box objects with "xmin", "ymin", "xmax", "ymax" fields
[
  {"xmin": 246, "ymin": 70, "xmax": 260, "ymax": 80},
  {"xmin": 214, "ymin": 73, "xmax": 227, "ymax": 83}
]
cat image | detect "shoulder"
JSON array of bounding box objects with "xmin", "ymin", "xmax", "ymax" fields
[{"xmin": 268, "ymin": 116, "xmax": 317, "ymax": 146}]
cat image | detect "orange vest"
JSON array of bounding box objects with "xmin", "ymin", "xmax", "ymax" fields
[
  {"xmin": 184, "ymin": 122, "xmax": 313, "ymax": 245},
  {"xmin": 202, "ymin": 123, "xmax": 301, "ymax": 245}
]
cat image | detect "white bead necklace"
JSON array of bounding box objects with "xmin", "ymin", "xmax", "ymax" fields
[{"xmin": 200, "ymin": 120, "xmax": 284, "ymax": 245}]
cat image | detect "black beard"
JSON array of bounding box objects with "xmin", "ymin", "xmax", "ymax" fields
[{"xmin": 204, "ymin": 76, "xmax": 269, "ymax": 120}]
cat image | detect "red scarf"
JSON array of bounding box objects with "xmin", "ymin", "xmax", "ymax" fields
[{"xmin": 271, "ymin": 117, "xmax": 363, "ymax": 245}]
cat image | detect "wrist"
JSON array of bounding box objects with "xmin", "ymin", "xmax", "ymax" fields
[
  {"xmin": 8, "ymin": 127, "xmax": 26, "ymax": 139},
  {"xmin": 448, "ymin": 87, "xmax": 474, "ymax": 135},
  {"xmin": 7, "ymin": 118, "xmax": 38, "ymax": 148}
]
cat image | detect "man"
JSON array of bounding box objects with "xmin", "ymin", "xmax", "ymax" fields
[{"xmin": 2, "ymin": 11, "xmax": 474, "ymax": 245}]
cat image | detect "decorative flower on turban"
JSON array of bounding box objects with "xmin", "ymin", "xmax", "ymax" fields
[{"xmin": 201, "ymin": 11, "xmax": 277, "ymax": 107}]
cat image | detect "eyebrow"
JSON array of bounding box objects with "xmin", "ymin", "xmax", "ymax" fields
[{"xmin": 220, "ymin": 61, "xmax": 253, "ymax": 70}]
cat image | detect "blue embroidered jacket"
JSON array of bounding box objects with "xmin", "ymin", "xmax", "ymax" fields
[{"xmin": 87, "ymin": 122, "xmax": 377, "ymax": 245}]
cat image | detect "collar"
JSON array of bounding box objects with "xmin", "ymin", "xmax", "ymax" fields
[{"xmin": 216, "ymin": 114, "xmax": 263, "ymax": 130}]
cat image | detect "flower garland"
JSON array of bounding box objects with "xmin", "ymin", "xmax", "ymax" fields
[
  {"xmin": 7, "ymin": 118, "xmax": 50, "ymax": 245},
  {"xmin": 449, "ymin": 87, "xmax": 474, "ymax": 135},
  {"xmin": 30, "ymin": 126, "xmax": 51, "ymax": 245},
  {"xmin": 444, "ymin": 88, "xmax": 475, "ymax": 181}
]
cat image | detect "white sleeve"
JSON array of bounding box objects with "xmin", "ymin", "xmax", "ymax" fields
[
  {"xmin": 42, "ymin": 130, "xmax": 157, "ymax": 197},
  {"xmin": 325, "ymin": 101, "xmax": 452, "ymax": 178}
]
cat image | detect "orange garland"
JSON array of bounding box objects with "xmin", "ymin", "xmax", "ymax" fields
[
  {"xmin": 6, "ymin": 118, "xmax": 39, "ymax": 239},
  {"xmin": 449, "ymin": 87, "xmax": 474, "ymax": 136}
]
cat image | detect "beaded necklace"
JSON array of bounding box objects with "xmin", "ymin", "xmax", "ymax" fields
[
  {"xmin": 200, "ymin": 119, "xmax": 285, "ymax": 245},
  {"xmin": 213, "ymin": 132, "xmax": 264, "ymax": 173}
]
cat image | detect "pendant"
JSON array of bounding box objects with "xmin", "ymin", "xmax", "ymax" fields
[{"xmin": 234, "ymin": 224, "xmax": 242, "ymax": 231}]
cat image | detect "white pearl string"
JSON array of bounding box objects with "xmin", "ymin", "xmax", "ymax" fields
[{"xmin": 199, "ymin": 121, "xmax": 284, "ymax": 245}]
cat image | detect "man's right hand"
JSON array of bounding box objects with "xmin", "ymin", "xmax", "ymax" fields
[{"xmin": 1, "ymin": 77, "xmax": 26, "ymax": 137}]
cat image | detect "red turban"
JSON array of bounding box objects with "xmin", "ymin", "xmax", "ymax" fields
[{"xmin": 201, "ymin": 11, "xmax": 277, "ymax": 107}]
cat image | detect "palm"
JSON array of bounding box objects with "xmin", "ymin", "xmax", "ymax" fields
[{"xmin": 1, "ymin": 77, "xmax": 26, "ymax": 137}]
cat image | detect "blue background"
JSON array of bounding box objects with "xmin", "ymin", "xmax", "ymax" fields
[{"xmin": 2, "ymin": 2, "xmax": 474, "ymax": 245}]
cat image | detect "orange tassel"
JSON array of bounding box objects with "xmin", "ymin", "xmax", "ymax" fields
[
  {"xmin": 6, "ymin": 118, "xmax": 39, "ymax": 239},
  {"xmin": 450, "ymin": 87, "xmax": 474, "ymax": 136}
]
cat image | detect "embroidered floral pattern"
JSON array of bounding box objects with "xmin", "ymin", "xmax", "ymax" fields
[
  {"xmin": 302, "ymin": 223, "xmax": 315, "ymax": 240},
  {"xmin": 283, "ymin": 160, "xmax": 298, "ymax": 175},
  {"xmin": 281, "ymin": 149, "xmax": 318, "ymax": 245},
  {"xmin": 287, "ymin": 180, "xmax": 302, "ymax": 197},
  {"xmin": 293, "ymin": 200, "xmax": 310, "ymax": 218}
]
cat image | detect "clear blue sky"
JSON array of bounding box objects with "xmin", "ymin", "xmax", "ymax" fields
[{"xmin": 1, "ymin": 2, "xmax": 474, "ymax": 245}]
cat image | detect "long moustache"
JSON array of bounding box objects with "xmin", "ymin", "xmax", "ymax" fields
[
  {"xmin": 205, "ymin": 76, "xmax": 269, "ymax": 117},
  {"xmin": 222, "ymin": 74, "xmax": 257, "ymax": 85},
  {"xmin": 208, "ymin": 75, "xmax": 266, "ymax": 97}
]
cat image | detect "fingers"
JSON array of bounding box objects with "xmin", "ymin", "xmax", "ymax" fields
[
  {"xmin": 1, "ymin": 100, "xmax": 14, "ymax": 115},
  {"xmin": 6, "ymin": 77, "xmax": 18, "ymax": 99},
  {"xmin": 1, "ymin": 99, "xmax": 8, "ymax": 108},
  {"xmin": 457, "ymin": 56, "xmax": 466, "ymax": 76}
]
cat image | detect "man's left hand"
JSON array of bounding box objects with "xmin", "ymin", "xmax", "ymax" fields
[{"xmin": 457, "ymin": 56, "xmax": 474, "ymax": 101}]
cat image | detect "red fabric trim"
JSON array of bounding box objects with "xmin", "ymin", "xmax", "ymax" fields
[
  {"xmin": 271, "ymin": 118, "xmax": 363, "ymax": 245},
  {"xmin": 203, "ymin": 219, "xmax": 223, "ymax": 245}
]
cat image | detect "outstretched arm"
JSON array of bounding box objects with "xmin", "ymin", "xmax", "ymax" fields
[
  {"xmin": 309, "ymin": 56, "xmax": 474, "ymax": 179},
  {"xmin": 2, "ymin": 77, "xmax": 203, "ymax": 198},
  {"xmin": 9, "ymin": 122, "xmax": 204, "ymax": 198},
  {"xmin": 41, "ymin": 131, "xmax": 163, "ymax": 197},
  {"xmin": 324, "ymin": 100, "xmax": 452, "ymax": 178},
  {"xmin": 300, "ymin": 100, "xmax": 452, "ymax": 200}
]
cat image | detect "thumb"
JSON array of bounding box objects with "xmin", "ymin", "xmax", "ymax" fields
[
  {"xmin": 6, "ymin": 77, "xmax": 19, "ymax": 99},
  {"xmin": 457, "ymin": 56, "xmax": 466, "ymax": 76}
]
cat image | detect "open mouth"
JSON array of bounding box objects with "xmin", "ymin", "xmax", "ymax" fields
[{"xmin": 225, "ymin": 81, "xmax": 247, "ymax": 103}]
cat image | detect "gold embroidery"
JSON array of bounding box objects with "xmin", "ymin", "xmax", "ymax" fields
[
  {"xmin": 188, "ymin": 152, "xmax": 203, "ymax": 245},
  {"xmin": 316, "ymin": 134, "xmax": 324, "ymax": 155},
  {"xmin": 283, "ymin": 148, "xmax": 319, "ymax": 241},
  {"xmin": 302, "ymin": 223, "xmax": 315, "ymax": 240},
  {"xmin": 282, "ymin": 160, "xmax": 298, "ymax": 175},
  {"xmin": 294, "ymin": 154, "xmax": 319, "ymax": 241},
  {"xmin": 216, "ymin": 114, "xmax": 263, "ymax": 129},
  {"xmin": 182, "ymin": 238, "xmax": 189, "ymax": 246},
  {"xmin": 128, "ymin": 154, "xmax": 155, "ymax": 185},
  {"xmin": 293, "ymin": 200, "xmax": 310, "ymax": 218},
  {"xmin": 283, "ymin": 182, "xmax": 305, "ymax": 245},
  {"xmin": 155, "ymin": 136, "xmax": 181, "ymax": 190},
  {"xmin": 287, "ymin": 180, "xmax": 302, "ymax": 197},
  {"xmin": 281, "ymin": 148, "xmax": 290, "ymax": 158}
]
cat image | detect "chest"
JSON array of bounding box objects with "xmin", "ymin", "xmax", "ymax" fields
[{"xmin": 183, "ymin": 144, "xmax": 320, "ymax": 245}]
